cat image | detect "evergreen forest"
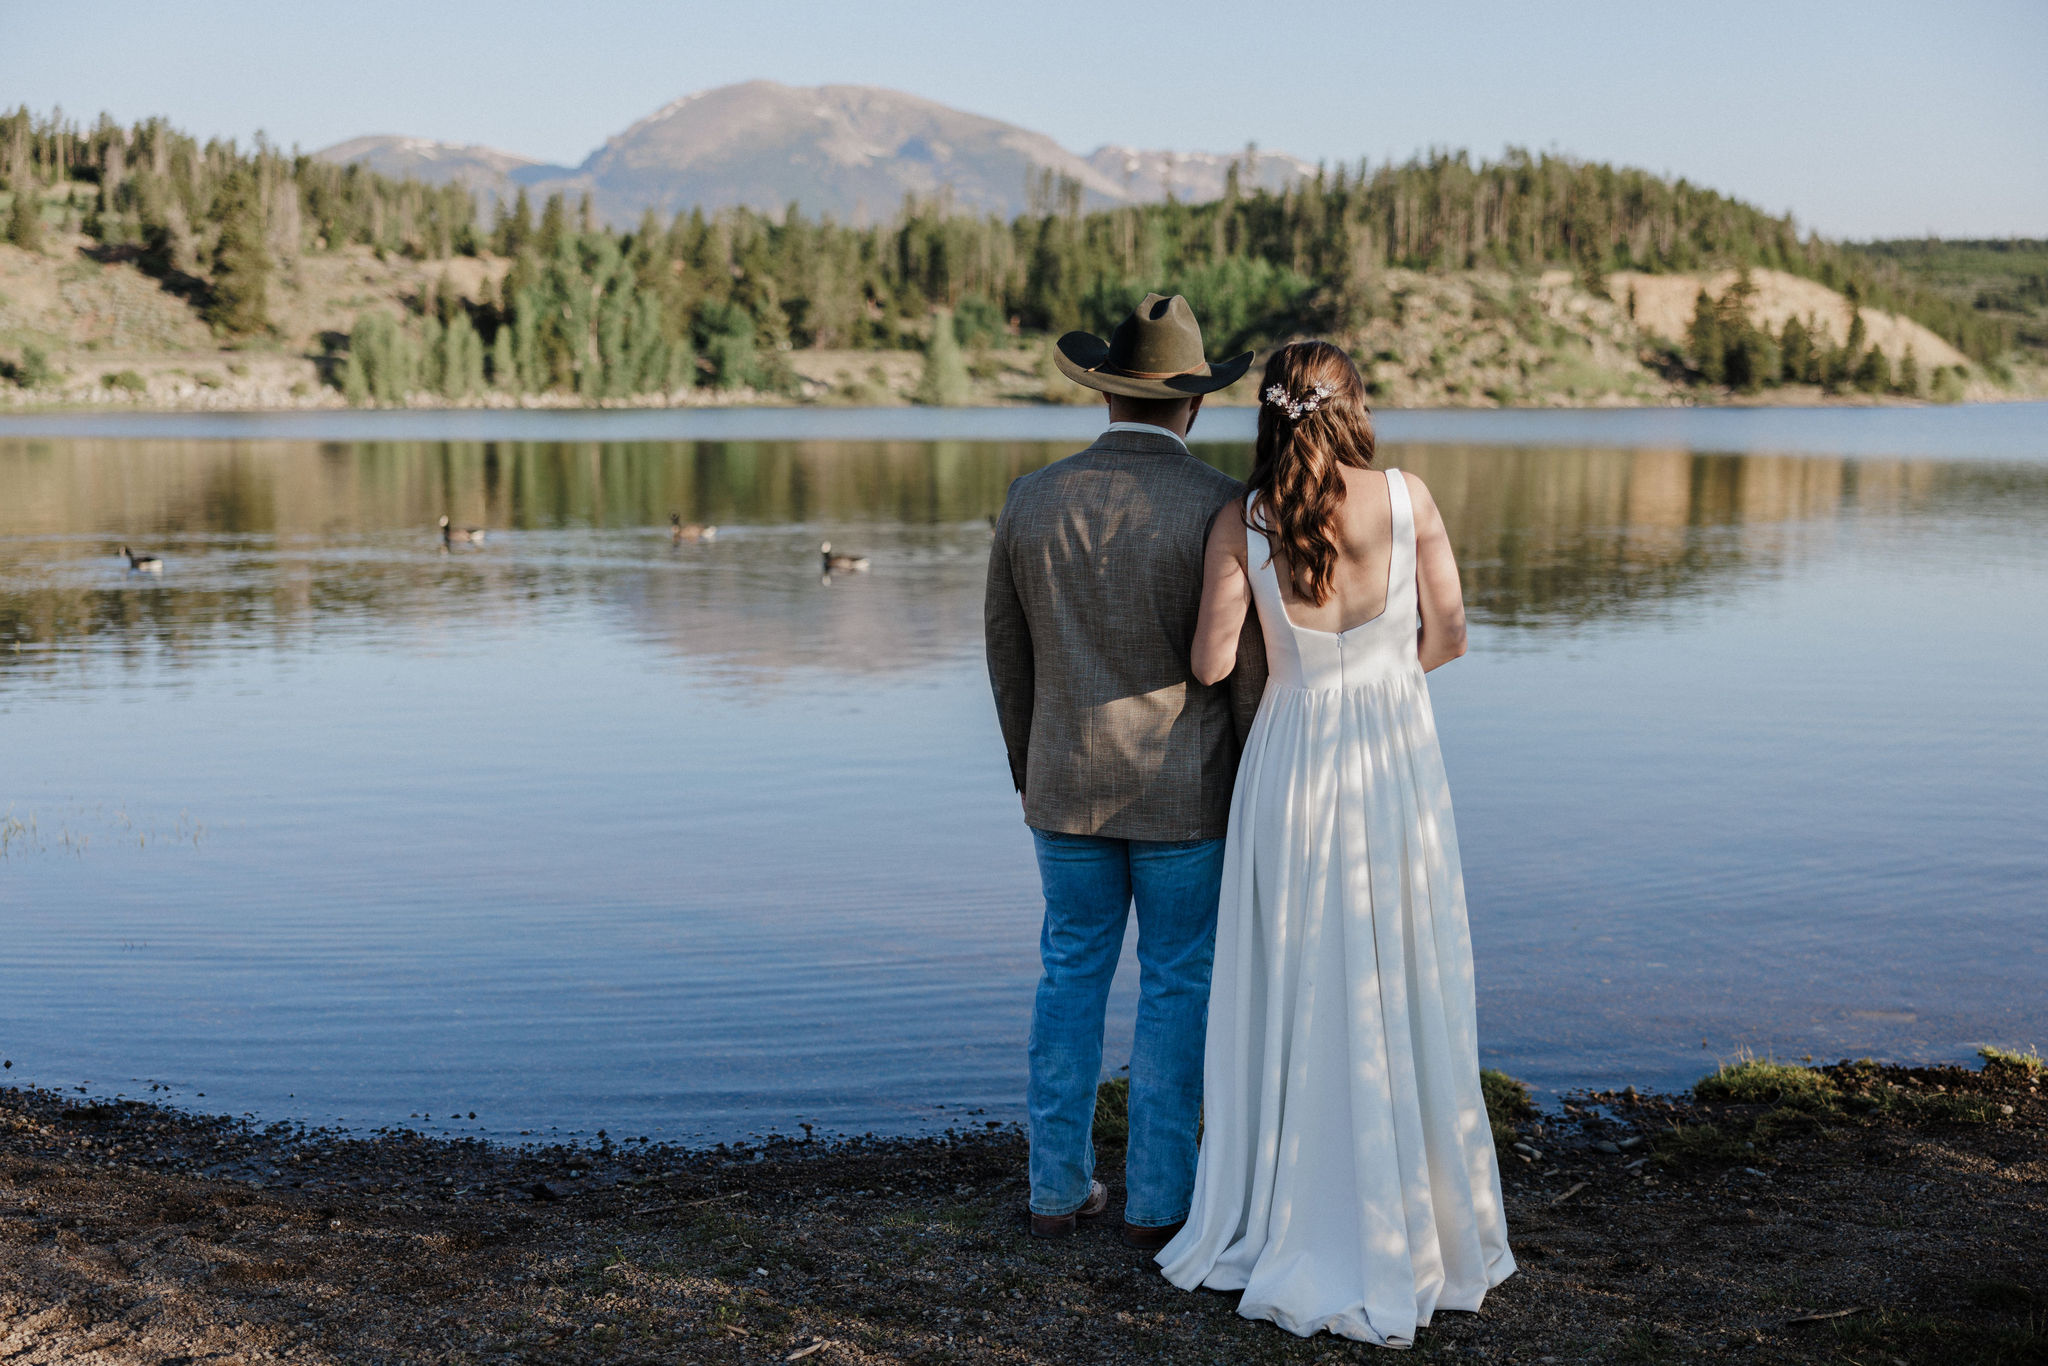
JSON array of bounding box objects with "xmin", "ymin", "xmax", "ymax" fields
[{"xmin": 1, "ymin": 106, "xmax": 2033, "ymax": 404}]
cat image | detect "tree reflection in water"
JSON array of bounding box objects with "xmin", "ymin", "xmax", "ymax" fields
[{"xmin": 0, "ymin": 437, "xmax": 2015, "ymax": 688}]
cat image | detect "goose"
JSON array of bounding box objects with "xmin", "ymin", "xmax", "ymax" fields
[
  {"xmin": 821, "ymin": 541, "xmax": 870, "ymax": 573},
  {"xmin": 119, "ymin": 545, "xmax": 163, "ymax": 573},
  {"xmin": 439, "ymin": 515, "xmax": 486, "ymax": 545},
  {"xmin": 670, "ymin": 513, "xmax": 717, "ymax": 542}
]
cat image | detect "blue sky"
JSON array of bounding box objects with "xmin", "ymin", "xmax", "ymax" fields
[{"xmin": 3, "ymin": 0, "xmax": 2043, "ymax": 238}]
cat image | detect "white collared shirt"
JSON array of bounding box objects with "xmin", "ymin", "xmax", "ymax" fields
[{"xmin": 1104, "ymin": 420, "xmax": 1190, "ymax": 453}]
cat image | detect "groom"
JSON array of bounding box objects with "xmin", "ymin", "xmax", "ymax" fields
[{"xmin": 985, "ymin": 294, "xmax": 1266, "ymax": 1250}]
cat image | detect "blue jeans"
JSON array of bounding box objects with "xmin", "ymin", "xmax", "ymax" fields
[{"xmin": 1027, "ymin": 829, "xmax": 1225, "ymax": 1226}]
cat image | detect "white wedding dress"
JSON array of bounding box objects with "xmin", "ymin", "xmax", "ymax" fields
[{"xmin": 1158, "ymin": 469, "xmax": 1516, "ymax": 1347}]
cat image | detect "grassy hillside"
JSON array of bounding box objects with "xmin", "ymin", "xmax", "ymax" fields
[{"xmin": 1845, "ymin": 238, "xmax": 2048, "ymax": 368}]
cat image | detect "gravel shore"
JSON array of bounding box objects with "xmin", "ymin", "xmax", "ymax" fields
[{"xmin": 1, "ymin": 1057, "xmax": 2041, "ymax": 1364}]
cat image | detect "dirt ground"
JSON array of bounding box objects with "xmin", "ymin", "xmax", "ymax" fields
[{"xmin": 0, "ymin": 1058, "xmax": 2042, "ymax": 1365}]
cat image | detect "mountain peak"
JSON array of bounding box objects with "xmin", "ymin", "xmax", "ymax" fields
[
  {"xmin": 314, "ymin": 136, "xmax": 546, "ymax": 191},
  {"xmin": 319, "ymin": 82, "xmax": 1308, "ymax": 225}
]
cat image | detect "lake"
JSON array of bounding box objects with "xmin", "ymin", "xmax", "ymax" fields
[{"xmin": 2, "ymin": 404, "xmax": 2044, "ymax": 1144}]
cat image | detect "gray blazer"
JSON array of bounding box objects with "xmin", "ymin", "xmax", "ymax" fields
[{"xmin": 984, "ymin": 428, "xmax": 1268, "ymax": 841}]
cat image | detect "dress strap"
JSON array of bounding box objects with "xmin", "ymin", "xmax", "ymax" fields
[
  {"xmin": 1385, "ymin": 469, "xmax": 1418, "ymax": 630},
  {"xmin": 1243, "ymin": 492, "xmax": 1273, "ymax": 585},
  {"xmin": 1242, "ymin": 493, "xmax": 1289, "ymax": 619}
]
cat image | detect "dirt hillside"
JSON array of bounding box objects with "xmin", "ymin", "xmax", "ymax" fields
[{"xmin": 1612, "ymin": 267, "xmax": 1969, "ymax": 370}]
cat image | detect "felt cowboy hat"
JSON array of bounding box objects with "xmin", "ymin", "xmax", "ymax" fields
[{"xmin": 1053, "ymin": 293, "xmax": 1254, "ymax": 399}]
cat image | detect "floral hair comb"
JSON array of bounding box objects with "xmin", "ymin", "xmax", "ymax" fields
[{"xmin": 1262, "ymin": 381, "xmax": 1335, "ymax": 420}]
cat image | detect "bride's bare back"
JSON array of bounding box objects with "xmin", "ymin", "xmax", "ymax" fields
[
  {"xmin": 1269, "ymin": 463, "xmax": 1395, "ymax": 634},
  {"xmin": 1191, "ymin": 465, "xmax": 1468, "ymax": 683}
]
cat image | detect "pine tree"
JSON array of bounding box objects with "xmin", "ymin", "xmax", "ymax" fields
[
  {"xmin": 1824, "ymin": 308, "xmax": 1869, "ymax": 392},
  {"xmin": 664, "ymin": 334, "xmax": 698, "ymax": 396},
  {"xmin": 489, "ymin": 326, "xmax": 516, "ymax": 391},
  {"xmin": 503, "ymin": 189, "xmax": 534, "ymax": 256},
  {"xmin": 623, "ymin": 292, "xmax": 668, "ymax": 394},
  {"xmin": 345, "ymin": 312, "xmax": 420, "ymax": 403},
  {"xmin": 536, "ymin": 194, "xmax": 567, "ymax": 258},
  {"xmin": 1895, "ymin": 346, "xmax": 1919, "ymax": 397},
  {"xmin": 1853, "ymin": 345, "xmax": 1891, "ymax": 394},
  {"xmin": 419, "ymin": 314, "xmax": 445, "ymax": 395},
  {"xmin": 1778, "ymin": 316, "xmax": 1813, "ymax": 384},
  {"xmin": 341, "ymin": 348, "xmax": 369, "ymax": 405},
  {"xmin": 915, "ymin": 307, "xmax": 972, "ymax": 406},
  {"xmin": 204, "ymin": 171, "xmax": 271, "ymax": 334},
  {"xmin": 433, "ymin": 271, "xmax": 463, "ymax": 325},
  {"xmin": 699, "ymin": 302, "xmax": 758, "ymax": 391},
  {"xmin": 596, "ymin": 268, "xmax": 634, "ymax": 398},
  {"xmin": 512, "ymin": 291, "xmax": 542, "ymax": 391},
  {"xmin": 1686, "ymin": 289, "xmax": 1724, "ymax": 385},
  {"xmin": 6, "ymin": 183, "xmax": 42, "ymax": 251},
  {"xmin": 442, "ymin": 313, "xmax": 483, "ymax": 398}
]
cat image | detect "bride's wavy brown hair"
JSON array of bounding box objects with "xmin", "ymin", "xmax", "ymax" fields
[{"xmin": 1245, "ymin": 341, "xmax": 1376, "ymax": 606}]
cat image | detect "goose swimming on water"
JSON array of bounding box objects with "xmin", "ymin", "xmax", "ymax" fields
[
  {"xmin": 671, "ymin": 513, "xmax": 717, "ymax": 542},
  {"xmin": 821, "ymin": 541, "xmax": 870, "ymax": 573},
  {"xmin": 119, "ymin": 545, "xmax": 162, "ymax": 572},
  {"xmin": 439, "ymin": 515, "xmax": 486, "ymax": 545}
]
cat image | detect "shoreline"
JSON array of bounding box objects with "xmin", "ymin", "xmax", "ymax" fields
[
  {"xmin": 2, "ymin": 1055, "xmax": 2040, "ymax": 1364},
  {"xmin": 3, "ymin": 398, "xmax": 2044, "ymax": 466},
  {"xmin": 0, "ymin": 388, "xmax": 2016, "ymax": 418}
]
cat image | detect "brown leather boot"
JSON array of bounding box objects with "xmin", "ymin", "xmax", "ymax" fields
[
  {"xmin": 1027, "ymin": 1180, "xmax": 1109, "ymax": 1239},
  {"xmin": 1120, "ymin": 1218, "xmax": 1185, "ymax": 1252}
]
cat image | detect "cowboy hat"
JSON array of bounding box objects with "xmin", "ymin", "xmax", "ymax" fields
[{"xmin": 1053, "ymin": 293, "xmax": 1254, "ymax": 399}]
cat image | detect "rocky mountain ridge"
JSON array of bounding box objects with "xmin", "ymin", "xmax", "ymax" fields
[{"xmin": 317, "ymin": 81, "xmax": 1315, "ymax": 224}]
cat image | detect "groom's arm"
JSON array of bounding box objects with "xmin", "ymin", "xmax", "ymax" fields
[{"xmin": 984, "ymin": 495, "xmax": 1034, "ymax": 795}]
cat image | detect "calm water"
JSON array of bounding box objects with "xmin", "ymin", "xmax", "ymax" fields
[{"xmin": 2, "ymin": 405, "xmax": 2044, "ymax": 1143}]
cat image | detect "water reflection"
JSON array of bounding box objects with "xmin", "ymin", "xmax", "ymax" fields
[{"xmin": 2, "ymin": 438, "xmax": 2023, "ymax": 683}]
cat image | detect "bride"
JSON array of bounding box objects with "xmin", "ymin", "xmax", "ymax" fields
[{"xmin": 1157, "ymin": 341, "xmax": 1516, "ymax": 1346}]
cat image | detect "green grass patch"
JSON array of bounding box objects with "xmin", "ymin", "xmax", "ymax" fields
[
  {"xmin": 1829, "ymin": 1062, "xmax": 2001, "ymax": 1124},
  {"xmin": 1864, "ymin": 1087, "xmax": 1999, "ymax": 1125},
  {"xmin": 1694, "ymin": 1054, "xmax": 1839, "ymax": 1109},
  {"xmin": 1650, "ymin": 1105, "xmax": 1829, "ymax": 1173},
  {"xmin": 930, "ymin": 1201, "xmax": 988, "ymax": 1234},
  {"xmin": 1981, "ymin": 1045, "xmax": 2046, "ymax": 1081},
  {"xmin": 100, "ymin": 369, "xmax": 146, "ymax": 393},
  {"xmin": 1092, "ymin": 1077, "xmax": 1128, "ymax": 1149},
  {"xmin": 1649, "ymin": 1120, "xmax": 1752, "ymax": 1172},
  {"xmin": 1481, "ymin": 1069, "xmax": 1534, "ymax": 1150}
]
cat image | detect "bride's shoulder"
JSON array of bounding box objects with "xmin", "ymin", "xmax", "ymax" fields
[
  {"xmin": 1391, "ymin": 469, "xmax": 1442, "ymax": 515},
  {"xmin": 1390, "ymin": 471, "xmax": 1451, "ymax": 541},
  {"xmin": 1205, "ymin": 499, "xmax": 1250, "ymax": 558}
]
